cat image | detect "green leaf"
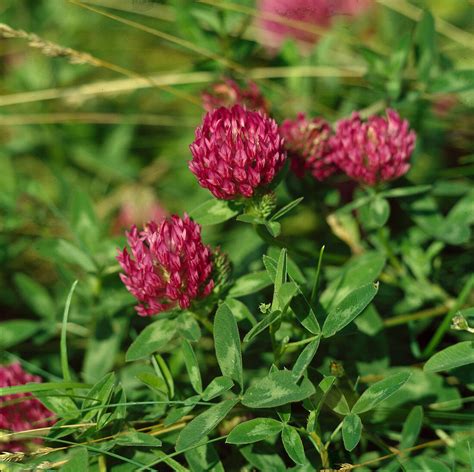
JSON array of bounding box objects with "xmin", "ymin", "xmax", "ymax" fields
[
  {"xmin": 202, "ymin": 376, "xmax": 234, "ymax": 401},
  {"xmin": 271, "ymin": 249, "xmax": 287, "ymax": 311},
  {"xmin": 36, "ymin": 392, "xmax": 79, "ymax": 419},
  {"xmin": 83, "ymin": 318, "xmax": 126, "ymax": 383},
  {"xmin": 240, "ymin": 441, "xmax": 286, "ymax": 471},
  {"xmin": 116, "ymin": 431, "xmax": 162, "ymax": 447},
  {"xmin": 0, "ymin": 382, "xmax": 89, "ymax": 396},
  {"xmin": 190, "ymin": 199, "xmax": 238, "ymax": 226},
  {"xmin": 292, "ymin": 338, "xmax": 320, "ymax": 382},
  {"xmin": 424, "ymin": 341, "xmax": 474, "ymax": 373},
  {"xmin": 82, "ymin": 373, "xmax": 116, "ymax": 421},
  {"xmin": 176, "ymin": 398, "xmax": 238, "ymax": 451},
  {"xmin": 214, "ymin": 303, "xmax": 243, "ymax": 388},
  {"xmin": 226, "ymin": 418, "xmax": 283, "ymax": 444},
  {"xmin": 414, "ymin": 11, "xmax": 436, "ymax": 82},
  {"xmin": 14, "ymin": 273, "xmax": 55, "ymax": 319},
  {"xmin": 368, "ymin": 197, "xmax": 390, "ymax": 228},
  {"xmin": 242, "ymin": 370, "xmax": 315, "ymax": 408},
  {"xmin": 291, "ymin": 292, "xmax": 321, "ymax": 335},
  {"xmin": 182, "ymin": 340, "xmax": 202, "ymax": 394},
  {"xmin": 264, "ymin": 250, "xmax": 306, "ymax": 284},
  {"xmin": 352, "ymin": 372, "xmax": 411, "ymax": 414},
  {"xmin": 429, "ymin": 69, "xmax": 474, "ymax": 94},
  {"xmin": 184, "ymin": 441, "xmax": 224, "ymax": 472},
  {"xmin": 177, "ymin": 313, "xmax": 201, "ymax": 342},
  {"xmin": 271, "ymin": 197, "xmax": 304, "ymax": 221},
  {"xmin": 400, "ymin": 406, "xmax": 423, "ymax": 450},
  {"xmin": 126, "ymin": 319, "xmax": 176, "ymax": 362},
  {"xmin": 321, "ymin": 252, "xmax": 385, "ymax": 308},
  {"xmin": 228, "ymin": 271, "xmax": 272, "ymax": 297},
  {"xmin": 0, "ymin": 320, "xmax": 39, "ymax": 349},
  {"xmin": 155, "ymin": 354, "xmax": 175, "ymax": 399},
  {"xmin": 322, "ymin": 282, "xmax": 379, "ymax": 337},
  {"xmin": 61, "ymin": 280, "xmax": 78, "ymax": 383},
  {"xmin": 382, "ymin": 185, "xmax": 432, "ymax": 199},
  {"xmin": 136, "ymin": 372, "xmax": 167, "ymax": 396},
  {"xmin": 281, "ymin": 426, "xmax": 306, "ymax": 465},
  {"xmin": 243, "ymin": 310, "xmax": 282, "ymax": 343},
  {"xmin": 61, "ymin": 447, "xmax": 89, "ymax": 471},
  {"xmin": 56, "ymin": 239, "xmax": 97, "ymax": 272},
  {"xmin": 342, "ymin": 413, "xmax": 362, "ymax": 452},
  {"xmin": 225, "ymin": 298, "xmax": 257, "ymax": 325}
]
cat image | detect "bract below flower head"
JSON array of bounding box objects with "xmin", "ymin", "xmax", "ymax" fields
[
  {"xmin": 117, "ymin": 214, "xmax": 214, "ymax": 316},
  {"xmin": 189, "ymin": 104, "xmax": 286, "ymax": 200}
]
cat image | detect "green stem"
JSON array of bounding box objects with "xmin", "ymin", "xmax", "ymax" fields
[
  {"xmin": 384, "ymin": 302, "xmax": 453, "ymax": 328},
  {"xmin": 324, "ymin": 420, "xmax": 344, "ymax": 449},
  {"xmin": 422, "ymin": 275, "xmax": 474, "ymax": 358},
  {"xmin": 309, "ymin": 431, "xmax": 330, "ymax": 469},
  {"xmin": 377, "ymin": 227, "xmax": 404, "ymax": 275},
  {"xmin": 283, "ymin": 335, "xmax": 319, "ymax": 351}
]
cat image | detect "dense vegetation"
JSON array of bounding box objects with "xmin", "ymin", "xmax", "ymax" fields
[{"xmin": 1, "ymin": 1, "xmax": 473, "ymax": 470}]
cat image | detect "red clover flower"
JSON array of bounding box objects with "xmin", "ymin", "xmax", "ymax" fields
[
  {"xmin": 330, "ymin": 109, "xmax": 416, "ymax": 185},
  {"xmin": 117, "ymin": 214, "xmax": 214, "ymax": 316},
  {"xmin": 189, "ymin": 104, "xmax": 286, "ymax": 200},
  {"xmin": 0, "ymin": 363, "xmax": 53, "ymax": 452},
  {"xmin": 280, "ymin": 113, "xmax": 336, "ymax": 180}
]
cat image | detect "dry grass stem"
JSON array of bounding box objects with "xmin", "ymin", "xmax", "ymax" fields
[{"xmin": 0, "ymin": 22, "xmax": 199, "ymax": 105}]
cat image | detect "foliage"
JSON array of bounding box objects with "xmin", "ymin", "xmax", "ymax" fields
[{"xmin": 0, "ymin": 0, "xmax": 473, "ymax": 470}]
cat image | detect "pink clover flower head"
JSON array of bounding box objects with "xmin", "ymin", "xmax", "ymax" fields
[
  {"xmin": 202, "ymin": 78, "xmax": 269, "ymax": 114},
  {"xmin": 117, "ymin": 214, "xmax": 214, "ymax": 316},
  {"xmin": 189, "ymin": 104, "xmax": 286, "ymax": 200},
  {"xmin": 330, "ymin": 109, "xmax": 416, "ymax": 186},
  {"xmin": 258, "ymin": 0, "xmax": 332, "ymax": 49},
  {"xmin": 280, "ymin": 113, "xmax": 336, "ymax": 180},
  {"xmin": 0, "ymin": 363, "xmax": 54, "ymax": 452},
  {"xmin": 257, "ymin": 0, "xmax": 372, "ymax": 50}
]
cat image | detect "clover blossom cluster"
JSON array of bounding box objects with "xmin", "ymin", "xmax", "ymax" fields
[
  {"xmin": 202, "ymin": 78, "xmax": 268, "ymax": 114},
  {"xmin": 0, "ymin": 363, "xmax": 53, "ymax": 452},
  {"xmin": 119, "ymin": 80, "xmax": 415, "ymax": 314},
  {"xmin": 281, "ymin": 109, "xmax": 416, "ymax": 185},
  {"xmin": 117, "ymin": 214, "xmax": 214, "ymax": 316},
  {"xmin": 189, "ymin": 104, "xmax": 286, "ymax": 200}
]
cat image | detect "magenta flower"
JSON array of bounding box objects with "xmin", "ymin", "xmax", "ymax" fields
[
  {"xmin": 280, "ymin": 113, "xmax": 336, "ymax": 180},
  {"xmin": 330, "ymin": 109, "xmax": 416, "ymax": 186},
  {"xmin": 189, "ymin": 105, "xmax": 286, "ymax": 200},
  {"xmin": 202, "ymin": 78, "xmax": 269, "ymax": 114},
  {"xmin": 0, "ymin": 363, "xmax": 54, "ymax": 452},
  {"xmin": 117, "ymin": 214, "xmax": 214, "ymax": 316},
  {"xmin": 257, "ymin": 0, "xmax": 372, "ymax": 51}
]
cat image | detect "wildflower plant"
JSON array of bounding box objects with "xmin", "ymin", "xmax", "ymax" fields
[{"xmin": 1, "ymin": 1, "xmax": 473, "ymax": 471}]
